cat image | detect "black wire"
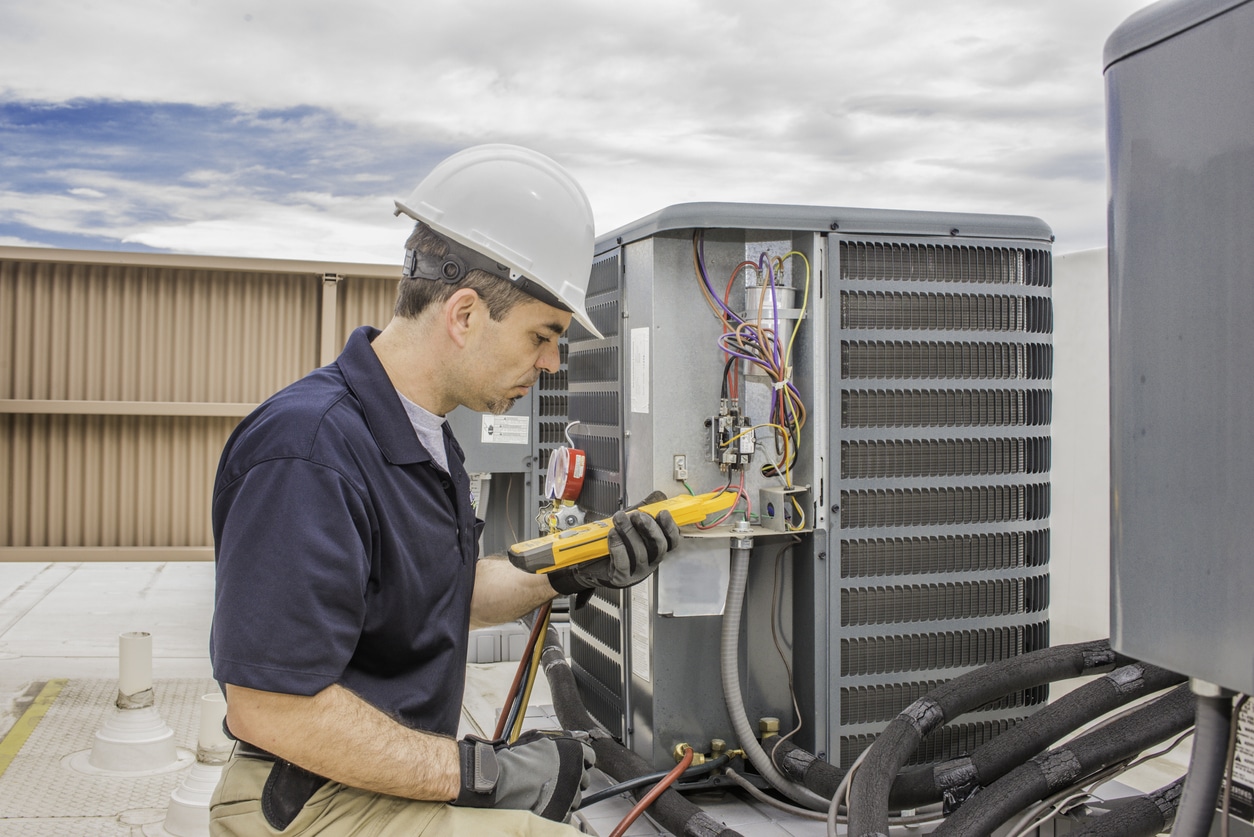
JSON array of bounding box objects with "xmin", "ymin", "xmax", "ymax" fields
[
  {"xmin": 721, "ymin": 355, "xmax": 737, "ymax": 400},
  {"xmin": 576, "ymin": 754, "xmax": 731, "ymax": 810}
]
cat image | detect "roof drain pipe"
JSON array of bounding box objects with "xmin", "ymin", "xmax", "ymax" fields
[
  {"xmin": 538, "ymin": 624, "xmax": 745, "ymax": 837},
  {"xmin": 846, "ymin": 638, "xmax": 1127, "ymax": 837},
  {"xmin": 722, "ymin": 536, "xmax": 829, "ymax": 811},
  {"xmin": 1170, "ymin": 681, "xmax": 1235, "ymax": 837}
]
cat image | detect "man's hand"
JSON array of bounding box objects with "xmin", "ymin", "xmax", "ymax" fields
[
  {"xmin": 454, "ymin": 730, "xmax": 595, "ymax": 821},
  {"xmin": 548, "ymin": 492, "xmax": 681, "ymax": 594}
]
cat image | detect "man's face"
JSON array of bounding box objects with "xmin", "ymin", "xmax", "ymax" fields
[{"xmin": 461, "ymin": 298, "xmax": 571, "ymax": 415}]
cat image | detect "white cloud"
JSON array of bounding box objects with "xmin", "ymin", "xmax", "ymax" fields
[{"xmin": 0, "ymin": 0, "xmax": 1157, "ymax": 257}]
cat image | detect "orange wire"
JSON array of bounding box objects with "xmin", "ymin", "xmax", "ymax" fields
[
  {"xmin": 608, "ymin": 746, "xmax": 695, "ymax": 837},
  {"xmin": 492, "ymin": 601, "xmax": 551, "ymax": 740}
]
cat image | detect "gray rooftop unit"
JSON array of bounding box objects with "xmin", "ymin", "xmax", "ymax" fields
[
  {"xmin": 1106, "ymin": 0, "xmax": 1254, "ymax": 694},
  {"xmin": 563, "ymin": 202, "xmax": 1054, "ymax": 768}
]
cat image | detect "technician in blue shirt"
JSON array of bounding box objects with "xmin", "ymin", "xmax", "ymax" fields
[{"xmin": 209, "ymin": 145, "xmax": 680, "ymax": 836}]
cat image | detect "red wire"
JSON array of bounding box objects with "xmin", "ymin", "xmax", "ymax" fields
[
  {"xmin": 492, "ymin": 601, "xmax": 551, "ymax": 740},
  {"xmin": 608, "ymin": 746, "xmax": 695, "ymax": 837}
]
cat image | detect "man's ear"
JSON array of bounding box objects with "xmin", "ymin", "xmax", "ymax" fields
[{"xmin": 444, "ymin": 288, "xmax": 480, "ymax": 349}]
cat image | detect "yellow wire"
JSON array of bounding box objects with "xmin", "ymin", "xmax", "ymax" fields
[
  {"xmin": 509, "ymin": 607, "xmax": 551, "ymax": 742},
  {"xmin": 722, "ymin": 422, "xmax": 790, "ymax": 449},
  {"xmin": 788, "ymin": 496, "xmax": 807, "ymax": 530},
  {"xmin": 776, "ymin": 250, "xmax": 811, "ymax": 371}
]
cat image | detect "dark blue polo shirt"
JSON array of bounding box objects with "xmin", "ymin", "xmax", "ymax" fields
[{"xmin": 210, "ymin": 325, "xmax": 481, "ymax": 736}]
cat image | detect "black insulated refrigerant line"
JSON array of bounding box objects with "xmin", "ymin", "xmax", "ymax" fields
[
  {"xmin": 928, "ymin": 683, "xmax": 1196, "ymax": 836},
  {"xmin": 1170, "ymin": 688, "xmax": 1236, "ymax": 837},
  {"xmin": 768, "ymin": 660, "xmax": 1185, "ymax": 809},
  {"xmin": 538, "ymin": 626, "xmax": 745, "ymax": 837},
  {"xmin": 846, "ymin": 638, "xmax": 1128, "ymax": 837},
  {"xmin": 1065, "ymin": 777, "xmax": 1185, "ymax": 837}
]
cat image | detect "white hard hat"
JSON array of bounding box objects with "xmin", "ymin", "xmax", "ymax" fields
[{"xmin": 394, "ymin": 144, "xmax": 603, "ymax": 339}]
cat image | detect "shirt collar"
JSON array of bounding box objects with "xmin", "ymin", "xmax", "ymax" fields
[{"xmin": 337, "ymin": 325, "xmax": 433, "ymax": 466}]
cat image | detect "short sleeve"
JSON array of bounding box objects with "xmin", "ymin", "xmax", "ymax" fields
[{"xmin": 211, "ymin": 457, "xmax": 374, "ymax": 696}]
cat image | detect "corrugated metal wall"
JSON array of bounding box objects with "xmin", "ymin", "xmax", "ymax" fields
[{"xmin": 0, "ymin": 248, "xmax": 399, "ymax": 561}]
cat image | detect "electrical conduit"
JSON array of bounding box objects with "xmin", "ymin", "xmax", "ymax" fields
[{"xmin": 722, "ymin": 537, "xmax": 829, "ymax": 811}]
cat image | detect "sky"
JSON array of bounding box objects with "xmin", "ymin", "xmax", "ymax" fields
[{"xmin": 0, "ymin": 0, "xmax": 1158, "ymax": 264}]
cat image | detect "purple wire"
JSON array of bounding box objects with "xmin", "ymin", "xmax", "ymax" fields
[{"xmin": 695, "ymin": 232, "xmax": 744, "ymax": 326}]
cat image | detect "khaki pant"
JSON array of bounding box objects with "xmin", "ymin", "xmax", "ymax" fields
[{"xmin": 209, "ymin": 754, "xmax": 584, "ymax": 836}]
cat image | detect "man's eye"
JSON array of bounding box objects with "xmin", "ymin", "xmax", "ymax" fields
[{"xmin": 534, "ymin": 334, "xmax": 551, "ymax": 346}]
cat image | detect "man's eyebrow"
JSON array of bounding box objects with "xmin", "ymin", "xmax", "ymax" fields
[{"xmin": 541, "ymin": 321, "xmax": 567, "ymax": 337}]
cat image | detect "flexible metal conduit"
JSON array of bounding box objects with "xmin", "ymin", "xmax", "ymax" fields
[
  {"xmin": 929, "ymin": 684, "xmax": 1196, "ymax": 837},
  {"xmin": 846, "ymin": 638, "xmax": 1126, "ymax": 837},
  {"xmin": 723, "ymin": 537, "xmax": 830, "ymax": 811},
  {"xmin": 539, "ymin": 626, "xmax": 744, "ymax": 837},
  {"xmin": 1170, "ymin": 685, "xmax": 1235, "ymax": 837}
]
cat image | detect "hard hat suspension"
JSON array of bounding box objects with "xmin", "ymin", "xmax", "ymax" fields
[{"xmin": 403, "ymin": 229, "xmax": 574, "ymax": 315}]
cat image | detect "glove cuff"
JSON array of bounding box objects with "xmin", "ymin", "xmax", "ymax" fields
[
  {"xmin": 547, "ymin": 568, "xmax": 591, "ymax": 596},
  {"xmin": 454, "ymin": 736, "xmax": 499, "ymax": 807}
]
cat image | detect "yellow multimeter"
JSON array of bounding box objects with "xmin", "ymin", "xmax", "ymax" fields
[{"xmin": 508, "ymin": 491, "xmax": 737, "ymax": 574}]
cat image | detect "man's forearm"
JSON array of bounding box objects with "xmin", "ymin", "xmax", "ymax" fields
[
  {"xmin": 225, "ymin": 682, "xmax": 460, "ymax": 800},
  {"xmin": 470, "ymin": 555, "xmax": 558, "ymax": 628}
]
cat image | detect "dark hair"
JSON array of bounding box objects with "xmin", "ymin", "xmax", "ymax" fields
[{"xmin": 393, "ymin": 223, "xmax": 534, "ymax": 321}]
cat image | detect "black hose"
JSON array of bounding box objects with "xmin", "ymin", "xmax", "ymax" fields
[
  {"xmin": 768, "ymin": 660, "xmax": 1184, "ymax": 811},
  {"xmin": 896, "ymin": 661, "xmax": 1187, "ymax": 808},
  {"xmin": 930, "ymin": 683, "xmax": 1196, "ymax": 836},
  {"xmin": 847, "ymin": 638, "xmax": 1126, "ymax": 837},
  {"xmin": 539, "ymin": 626, "xmax": 744, "ymax": 837},
  {"xmin": 765, "ymin": 736, "xmax": 847, "ymax": 800},
  {"xmin": 1066, "ymin": 777, "xmax": 1185, "ymax": 837},
  {"xmin": 577, "ymin": 754, "xmax": 731, "ymax": 809},
  {"xmin": 1171, "ymin": 690, "xmax": 1234, "ymax": 837}
]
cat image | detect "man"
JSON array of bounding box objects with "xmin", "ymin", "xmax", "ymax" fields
[{"xmin": 209, "ymin": 144, "xmax": 680, "ymax": 835}]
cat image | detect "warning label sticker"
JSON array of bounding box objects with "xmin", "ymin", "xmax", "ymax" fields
[
  {"xmin": 630, "ymin": 577, "xmax": 652, "ymax": 683},
  {"xmin": 1229, "ymin": 700, "xmax": 1254, "ymax": 822},
  {"xmin": 480, "ymin": 415, "xmax": 529, "ymax": 445}
]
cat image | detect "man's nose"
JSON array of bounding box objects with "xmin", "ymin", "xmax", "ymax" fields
[{"xmin": 537, "ymin": 340, "xmax": 561, "ymax": 374}]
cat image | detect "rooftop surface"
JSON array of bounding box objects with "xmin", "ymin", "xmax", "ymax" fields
[{"xmin": 0, "ymin": 562, "xmax": 1188, "ymax": 836}]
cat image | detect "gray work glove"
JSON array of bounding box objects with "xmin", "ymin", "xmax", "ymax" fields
[
  {"xmin": 549, "ymin": 491, "xmax": 681, "ymax": 595},
  {"xmin": 454, "ymin": 730, "xmax": 595, "ymax": 821}
]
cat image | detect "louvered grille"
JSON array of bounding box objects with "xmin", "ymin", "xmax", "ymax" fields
[
  {"xmin": 840, "ymin": 575, "xmax": 1050, "ymax": 626},
  {"xmin": 569, "ymin": 433, "xmax": 620, "ymax": 474},
  {"xmin": 567, "ymin": 391, "xmax": 619, "ymax": 427},
  {"xmin": 841, "ymin": 530, "xmax": 1050, "ymax": 578},
  {"xmin": 835, "ymin": 239, "xmax": 1051, "ymax": 768},
  {"xmin": 841, "ymin": 291, "xmax": 1053, "ymax": 333},
  {"xmin": 569, "ymin": 346, "xmax": 619, "ymax": 383},
  {"xmin": 839, "ymin": 242, "xmax": 1050, "ymax": 287},
  {"xmin": 841, "ymin": 622, "xmax": 1050, "ymax": 676},
  {"xmin": 842, "ymin": 389, "xmax": 1051, "ymax": 428},
  {"xmin": 840, "ymin": 484, "xmax": 1050, "ymax": 528},
  {"xmin": 568, "ymin": 252, "xmax": 628, "ymax": 736},
  {"xmin": 841, "ymin": 438, "xmax": 1050, "ymax": 479},
  {"xmin": 842, "ymin": 341, "xmax": 1052, "ymax": 380}
]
